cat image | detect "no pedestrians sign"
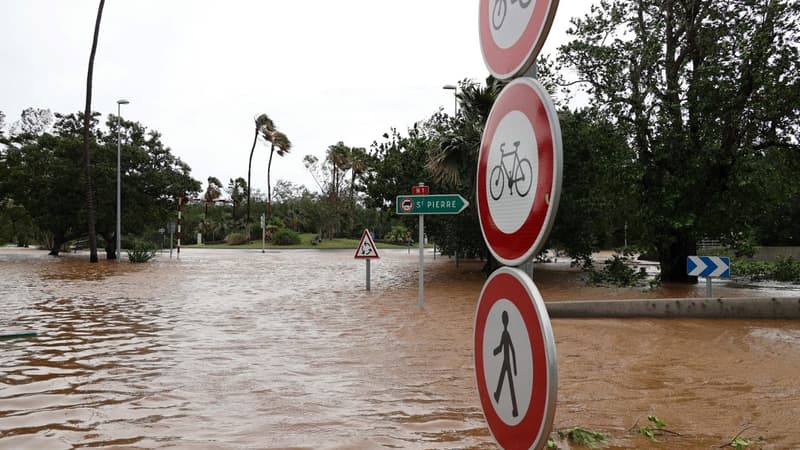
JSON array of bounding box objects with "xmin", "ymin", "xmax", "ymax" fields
[{"xmin": 474, "ymin": 267, "xmax": 557, "ymax": 449}]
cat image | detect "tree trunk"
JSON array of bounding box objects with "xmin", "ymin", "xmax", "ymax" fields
[
  {"xmin": 658, "ymin": 229, "xmax": 697, "ymax": 283},
  {"xmin": 267, "ymin": 144, "xmax": 275, "ymax": 222},
  {"xmin": 82, "ymin": 0, "xmax": 105, "ymax": 263},
  {"xmin": 481, "ymin": 248, "xmax": 502, "ymax": 276},
  {"xmin": 49, "ymin": 233, "xmax": 65, "ymax": 256},
  {"xmin": 104, "ymin": 232, "xmax": 116, "ymax": 260},
  {"xmin": 246, "ymin": 127, "xmax": 258, "ymax": 226}
]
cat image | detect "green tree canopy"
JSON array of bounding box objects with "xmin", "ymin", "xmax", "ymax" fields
[
  {"xmin": 560, "ymin": 0, "xmax": 800, "ymax": 281},
  {"xmin": 1, "ymin": 111, "xmax": 201, "ymax": 256}
]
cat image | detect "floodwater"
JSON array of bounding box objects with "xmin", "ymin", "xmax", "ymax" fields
[{"xmin": 1, "ymin": 247, "xmax": 799, "ymax": 449}]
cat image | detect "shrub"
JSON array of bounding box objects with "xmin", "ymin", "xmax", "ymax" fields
[
  {"xmin": 127, "ymin": 239, "xmax": 157, "ymax": 263},
  {"xmin": 732, "ymin": 258, "xmax": 800, "ymax": 283},
  {"xmin": 732, "ymin": 260, "xmax": 772, "ymax": 281},
  {"xmin": 773, "ymin": 257, "xmax": 800, "ymax": 282},
  {"xmin": 225, "ymin": 231, "xmax": 249, "ymax": 245},
  {"xmin": 384, "ymin": 225, "xmax": 409, "ymax": 244},
  {"xmin": 587, "ymin": 254, "xmax": 650, "ymax": 287},
  {"xmin": 271, "ymin": 228, "xmax": 301, "ymax": 245}
]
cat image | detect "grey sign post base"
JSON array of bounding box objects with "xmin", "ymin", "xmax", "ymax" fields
[
  {"xmin": 418, "ymin": 214, "xmax": 424, "ymax": 309},
  {"xmin": 366, "ymin": 259, "xmax": 371, "ymax": 291}
]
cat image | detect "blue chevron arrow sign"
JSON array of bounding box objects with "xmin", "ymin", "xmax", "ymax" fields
[{"xmin": 687, "ymin": 256, "xmax": 731, "ymax": 278}]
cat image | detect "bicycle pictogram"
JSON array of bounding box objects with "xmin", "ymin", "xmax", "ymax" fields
[
  {"xmin": 492, "ymin": 0, "xmax": 532, "ymax": 30},
  {"xmin": 489, "ymin": 141, "xmax": 533, "ymax": 201}
]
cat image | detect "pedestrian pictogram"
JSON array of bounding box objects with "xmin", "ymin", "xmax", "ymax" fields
[
  {"xmin": 477, "ymin": 77, "xmax": 562, "ymax": 266},
  {"xmin": 474, "ymin": 267, "xmax": 557, "ymax": 449},
  {"xmin": 354, "ymin": 229, "xmax": 380, "ymax": 259},
  {"xmin": 493, "ymin": 310, "xmax": 519, "ymax": 418}
]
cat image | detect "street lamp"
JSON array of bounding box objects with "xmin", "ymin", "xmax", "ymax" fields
[
  {"xmin": 442, "ymin": 84, "xmax": 457, "ymax": 116},
  {"xmin": 116, "ymin": 99, "xmax": 129, "ymax": 262}
]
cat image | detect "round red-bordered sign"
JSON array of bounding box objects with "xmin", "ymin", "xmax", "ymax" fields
[
  {"xmin": 479, "ymin": 0, "xmax": 560, "ymax": 80},
  {"xmin": 474, "ymin": 267, "xmax": 557, "ymax": 449},
  {"xmin": 477, "ymin": 78, "xmax": 562, "ymax": 266}
]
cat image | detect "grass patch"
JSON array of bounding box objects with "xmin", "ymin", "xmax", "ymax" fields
[{"xmin": 186, "ymin": 233, "xmax": 411, "ymax": 250}]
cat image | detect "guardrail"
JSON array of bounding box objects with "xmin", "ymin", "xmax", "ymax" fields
[{"xmin": 546, "ymin": 297, "xmax": 800, "ymax": 319}]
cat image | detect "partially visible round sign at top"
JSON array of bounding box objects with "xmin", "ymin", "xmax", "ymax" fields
[
  {"xmin": 479, "ymin": 0, "xmax": 560, "ymax": 80},
  {"xmin": 477, "ymin": 77, "xmax": 562, "ymax": 266}
]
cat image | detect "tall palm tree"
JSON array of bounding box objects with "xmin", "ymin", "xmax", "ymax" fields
[
  {"xmin": 348, "ymin": 146, "xmax": 369, "ymax": 204},
  {"xmin": 82, "ymin": 0, "xmax": 106, "ymax": 263},
  {"xmin": 326, "ymin": 142, "xmax": 350, "ymax": 200},
  {"xmin": 246, "ymin": 114, "xmax": 274, "ymax": 226},
  {"xmin": 204, "ymin": 176, "xmax": 223, "ymax": 219},
  {"xmin": 266, "ymin": 130, "xmax": 291, "ymax": 222}
]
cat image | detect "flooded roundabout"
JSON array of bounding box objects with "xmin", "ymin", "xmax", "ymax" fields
[{"xmin": 1, "ymin": 247, "xmax": 799, "ymax": 449}]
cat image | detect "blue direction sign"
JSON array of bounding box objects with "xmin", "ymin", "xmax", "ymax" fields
[
  {"xmin": 687, "ymin": 256, "xmax": 730, "ymax": 278},
  {"xmin": 395, "ymin": 194, "xmax": 469, "ymax": 215}
]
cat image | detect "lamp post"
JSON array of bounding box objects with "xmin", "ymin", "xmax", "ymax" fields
[
  {"xmin": 116, "ymin": 99, "xmax": 129, "ymax": 262},
  {"xmin": 442, "ymin": 84, "xmax": 457, "ymax": 116}
]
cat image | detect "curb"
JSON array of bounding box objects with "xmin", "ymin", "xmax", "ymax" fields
[{"xmin": 546, "ymin": 297, "xmax": 800, "ymax": 319}]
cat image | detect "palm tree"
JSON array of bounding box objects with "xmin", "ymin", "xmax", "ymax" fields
[
  {"xmin": 427, "ymin": 78, "xmax": 503, "ymax": 189},
  {"xmin": 227, "ymin": 177, "xmax": 247, "ymax": 223},
  {"xmin": 348, "ymin": 146, "xmax": 369, "ymax": 204},
  {"xmin": 204, "ymin": 176, "xmax": 223, "ymax": 219},
  {"xmin": 81, "ymin": 0, "xmax": 106, "ymax": 263},
  {"xmin": 326, "ymin": 142, "xmax": 351, "ymax": 200},
  {"xmin": 246, "ymin": 114, "xmax": 274, "ymax": 226},
  {"xmin": 266, "ymin": 130, "xmax": 291, "ymax": 222}
]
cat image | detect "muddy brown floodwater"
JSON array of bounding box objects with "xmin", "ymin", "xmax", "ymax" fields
[{"xmin": 1, "ymin": 247, "xmax": 799, "ymax": 449}]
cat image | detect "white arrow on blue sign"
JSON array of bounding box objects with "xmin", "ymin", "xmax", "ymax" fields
[{"xmin": 687, "ymin": 256, "xmax": 730, "ymax": 278}]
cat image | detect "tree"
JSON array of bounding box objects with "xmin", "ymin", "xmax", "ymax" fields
[
  {"xmin": 98, "ymin": 114, "xmax": 201, "ymax": 258},
  {"xmin": 3, "ymin": 119, "xmax": 94, "ymax": 254},
  {"xmin": 2, "ymin": 111, "xmax": 201, "ymax": 257},
  {"xmin": 81, "ymin": 0, "xmax": 106, "ymax": 263},
  {"xmin": 549, "ymin": 108, "xmax": 639, "ymax": 263},
  {"xmin": 203, "ymin": 176, "xmax": 223, "ymax": 219},
  {"xmin": 10, "ymin": 108, "xmax": 54, "ymax": 136},
  {"xmin": 246, "ymin": 114, "xmax": 274, "ymax": 226},
  {"xmin": 348, "ymin": 146, "xmax": 369, "ymax": 204},
  {"xmin": 560, "ymin": 0, "xmax": 800, "ymax": 281},
  {"xmin": 265, "ymin": 130, "xmax": 291, "ymax": 222},
  {"xmin": 227, "ymin": 177, "xmax": 247, "ymax": 223},
  {"xmin": 424, "ymin": 78, "xmax": 505, "ymax": 266}
]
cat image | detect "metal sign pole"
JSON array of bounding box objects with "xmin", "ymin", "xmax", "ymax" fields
[
  {"xmin": 418, "ymin": 214, "xmax": 424, "ymax": 309},
  {"xmin": 366, "ymin": 259, "xmax": 371, "ymax": 291},
  {"xmin": 706, "ymin": 278, "xmax": 713, "ymax": 298},
  {"xmin": 168, "ymin": 222, "xmax": 175, "ymax": 258}
]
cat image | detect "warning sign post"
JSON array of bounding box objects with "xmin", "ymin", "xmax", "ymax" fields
[{"xmin": 354, "ymin": 229, "xmax": 379, "ymax": 290}]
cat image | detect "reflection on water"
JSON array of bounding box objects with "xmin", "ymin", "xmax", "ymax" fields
[{"xmin": 1, "ymin": 247, "xmax": 799, "ymax": 449}]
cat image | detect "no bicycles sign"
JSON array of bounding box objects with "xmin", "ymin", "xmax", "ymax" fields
[
  {"xmin": 479, "ymin": 0, "xmax": 560, "ymax": 79},
  {"xmin": 476, "ymin": 77, "xmax": 562, "ymax": 266}
]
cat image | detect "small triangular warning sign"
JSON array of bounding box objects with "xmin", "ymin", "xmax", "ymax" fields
[{"xmin": 354, "ymin": 229, "xmax": 380, "ymax": 259}]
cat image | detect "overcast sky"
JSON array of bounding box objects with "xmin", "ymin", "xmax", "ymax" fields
[{"xmin": 1, "ymin": 0, "xmax": 592, "ymax": 195}]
